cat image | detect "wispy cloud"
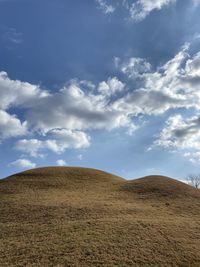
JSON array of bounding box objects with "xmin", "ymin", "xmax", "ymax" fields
[
  {"xmin": 129, "ymin": 0, "xmax": 176, "ymax": 21},
  {"xmin": 96, "ymin": 0, "xmax": 200, "ymax": 21},
  {"xmin": 96, "ymin": 0, "xmax": 115, "ymax": 14},
  {"xmin": 96, "ymin": 0, "xmax": 176, "ymax": 21},
  {"xmin": 1, "ymin": 27, "xmax": 23, "ymax": 45},
  {"xmin": 9, "ymin": 159, "xmax": 36, "ymax": 169},
  {"xmin": 56, "ymin": 159, "xmax": 68, "ymax": 166}
]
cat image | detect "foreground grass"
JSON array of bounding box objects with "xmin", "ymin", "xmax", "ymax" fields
[{"xmin": 0, "ymin": 167, "xmax": 200, "ymax": 267}]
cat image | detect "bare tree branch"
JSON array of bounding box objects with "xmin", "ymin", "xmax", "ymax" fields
[{"xmin": 187, "ymin": 174, "xmax": 200, "ymax": 189}]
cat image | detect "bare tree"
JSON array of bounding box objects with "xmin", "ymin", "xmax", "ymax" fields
[{"xmin": 187, "ymin": 175, "xmax": 200, "ymax": 189}]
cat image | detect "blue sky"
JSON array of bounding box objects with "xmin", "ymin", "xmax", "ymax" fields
[{"xmin": 1, "ymin": 0, "xmax": 200, "ymax": 179}]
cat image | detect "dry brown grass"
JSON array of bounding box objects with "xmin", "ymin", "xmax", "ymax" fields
[{"xmin": 0, "ymin": 167, "xmax": 200, "ymax": 267}]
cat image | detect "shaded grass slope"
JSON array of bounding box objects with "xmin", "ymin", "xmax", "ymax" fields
[{"xmin": 1, "ymin": 167, "xmax": 200, "ymax": 267}]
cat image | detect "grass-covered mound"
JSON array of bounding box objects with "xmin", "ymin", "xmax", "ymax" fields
[{"xmin": 1, "ymin": 167, "xmax": 200, "ymax": 267}]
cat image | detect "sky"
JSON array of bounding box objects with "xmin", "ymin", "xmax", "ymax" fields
[{"xmin": 1, "ymin": 0, "xmax": 200, "ymax": 179}]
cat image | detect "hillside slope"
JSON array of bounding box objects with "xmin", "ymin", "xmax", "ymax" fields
[
  {"xmin": 1, "ymin": 167, "xmax": 200, "ymax": 267},
  {"xmin": 122, "ymin": 175, "xmax": 199, "ymax": 198}
]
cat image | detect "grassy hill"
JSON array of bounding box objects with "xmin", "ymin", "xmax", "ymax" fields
[{"xmin": 1, "ymin": 167, "xmax": 200, "ymax": 267}]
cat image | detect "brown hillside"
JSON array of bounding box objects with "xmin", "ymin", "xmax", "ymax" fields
[
  {"xmin": 1, "ymin": 167, "xmax": 200, "ymax": 267},
  {"xmin": 121, "ymin": 175, "xmax": 199, "ymax": 198},
  {"xmin": 0, "ymin": 167, "xmax": 124, "ymax": 193}
]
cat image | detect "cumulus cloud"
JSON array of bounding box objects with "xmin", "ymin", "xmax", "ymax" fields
[
  {"xmin": 26, "ymin": 80, "xmax": 133, "ymax": 134},
  {"xmin": 0, "ymin": 71, "xmax": 49, "ymax": 110},
  {"xmin": 153, "ymin": 115, "xmax": 200, "ymax": 150},
  {"xmin": 9, "ymin": 159, "xmax": 36, "ymax": 169},
  {"xmin": 98, "ymin": 77, "xmax": 125, "ymax": 96},
  {"xmin": 114, "ymin": 43, "xmax": 200, "ymax": 116},
  {"xmin": 2, "ymin": 43, "xmax": 200, "ymax": 160},
  {"xmin": 56, "ymin": 159, "xmax": 68, "ymax": 166},
  {"xmin": 114, "ymin": 44, "xmax": 200, "ymax": 162},
  {"xmin": 0, "ymin": 110, "xmax": 27, "ymax": 139},
  {"xmin": 119, "ymin": 57, "xmax": 152, "ymax": 78},
  {"xmin": 96, "ymin": 0, "xmax": 115, "ymax": 14},
  {"xmin": 0, "ymin": 73, "xmax": 135, "ymax": 156},
  {"xmin": 153, "ymin": 114, "xmax": 200, "ymax": 163},
  {"xmin": 15, "ymin": 139, "xmax": 44, "ymax": 157},
  {"xmin": 15, "ymin": 129, "xmax": 90, "ymax": 157},
  {"xmin": 50, "ymin": 128, "xmax": 90, "ymax": 149},
  {"xmin": 6, "ymin": 43, "xmax": 200, "ymax": 143}
]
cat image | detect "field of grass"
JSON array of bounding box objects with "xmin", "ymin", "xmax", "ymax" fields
[{"xmin": 1, "ymin": 167, "xmax": 200, "ymax": 267}]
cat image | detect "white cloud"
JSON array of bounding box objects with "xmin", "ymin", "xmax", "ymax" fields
[
  {"xmin": 153, "ymin": 114, "xmax": 200, "ymax": 163},
  {"xmin": 50, "ymin": 128, "xmax": 90, "ymax": 149},
  {"xmin": 153, "ymin": 115, "xmax": 200, "ymax": 150},
  {"xmin": 96, "ymin": 0, "xmax": 115, "ymax": 14},
  {"xmin": 15, "ymin": 139, "xmax": 44, "ymax": 157},
  {"xmin": 27, "ymin": 79, "xmax": 134, "ymax": 134},
  {"xmin": 2, "ymin": 43, "xmax": 200, "ymax": 159},
  {"xmin": 96, "ymin": 0, "xmax": 199, "ymax": 21},
  {"xmin": 129, "ymin": 0, "xmax": 176, "ymax": 21},
  {"xmin": 185, "ymin": 51, "xmax": 200, "ymax": 77},
  {"xmin": 7, "ymin": 42, "xmax": 200, "ymax": 144},
  {"xmin": 0, "ymin": 71, "xmax": 49, "ymax": 110},
  {"xmin": 115, "ymin": 44, "xmax": 200, "ymax": 163},
  {"xmin": 0, "ymin": 110, "xmax": 27, "ymax": 139},
  {"xmin": 114, "ymin": 43, "xmax": 200, "ymax": 116},
  {"xmin": 56, "ymin": 159, "xmax": 68, "ymax": 166},
  {"xmin": 98, "ymin": 77, "xmax": 125, "ymax": 96},
  {"xmin": 15, "ymin": 129, "xmax": 90, "ymax": 157},
  {"xmin": 117, "ymin": 57, "xmax": 152, "ymax": 78},
  {"xmin": 9, "ymin": 159, "xmax": 36, "ymax": 169}
]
